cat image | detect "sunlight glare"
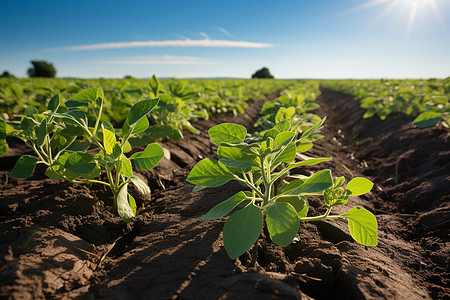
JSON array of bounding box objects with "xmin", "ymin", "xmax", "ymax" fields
[{"xmin": 348, "ymin": 0, "xmax": 446, "ymax": 39}]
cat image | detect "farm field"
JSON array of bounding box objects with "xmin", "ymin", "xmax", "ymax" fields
[{"xmin": 0, "ymin": 78, "xmax": 448, "ymax": 299}]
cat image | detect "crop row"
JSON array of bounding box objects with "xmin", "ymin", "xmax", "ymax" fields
[
  {"xmin": 321, "ymin": 78, "xmax": 450, "ymax": 128},
  {"xmin": 1, "ymin": 79, "xmax": 377, "ymax": 259}
]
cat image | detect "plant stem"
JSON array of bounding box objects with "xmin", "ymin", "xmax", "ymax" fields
[{"xmin": 299, "ymin": 206, "xmax": 333, "ymax": 222}]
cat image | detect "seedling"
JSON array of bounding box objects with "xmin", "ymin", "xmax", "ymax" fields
[
  {"xmin": 3, "ymin": 88, "xmax": 164, "ymax": 222},
  {"xmin": 187, "ymin": 120, "xmax": 377, "ymax": 259}
]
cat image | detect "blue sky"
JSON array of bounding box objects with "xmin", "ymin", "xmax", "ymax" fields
[{"xmin": 1, "ymin": 0, "xmax": 449, "ymax": 79}]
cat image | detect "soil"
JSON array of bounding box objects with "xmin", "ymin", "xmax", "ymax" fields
[{"xmin": 0, "ymin": 89, "xmax": 449, "ymax": 300}]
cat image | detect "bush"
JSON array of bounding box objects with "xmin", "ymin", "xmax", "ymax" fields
[
  {"xmin": 0, "ymin": 71, "xmax": 15, "ymax": 78},
  {"xmin": 252, "ymin": 67, "xmax": 274, "ymax": 79},
  {"xmin": 27, "ymin": 60, "xmax": 57, "ymax": 78}
]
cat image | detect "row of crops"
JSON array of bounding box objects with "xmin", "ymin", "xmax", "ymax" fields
[
  {"xmin": 0, "ymin": 77, "xmax": 378, "ymax": 259},
  {"xmin": 321, "ymin": 78, "xmax": 450, "ymax": 128}
]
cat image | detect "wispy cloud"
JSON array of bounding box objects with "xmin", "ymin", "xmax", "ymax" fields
[
  {"xmin": 97, "ymin": 55, "xmax": 214, "ymax": 65},
  {"xmin": 199, "ymin": 32, "xmax": 209, "ymax": 39},
  {"xmin": 57, "ymin": 39, "xmax": 273, "ymax": 51},
  {"xmin": 214, "ymin": 27, "xmax": 234, "ymax": 38}
]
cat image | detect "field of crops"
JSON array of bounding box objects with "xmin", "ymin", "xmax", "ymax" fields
[{"xmin": 0, "ymin": 77, "xmax": 449, "ymax": 299}]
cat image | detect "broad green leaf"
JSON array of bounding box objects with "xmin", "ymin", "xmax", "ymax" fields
[
  {"xmin": 122, "ymin": 140, "xmax": 132, "ymax": 153},
  {"xmin": 130, "ymin": 143, "xmax": 164, "ymax": 170},
  {"xmin": 126, "ymin": 98, "xmax": 159, "ymax": 126},
  {"xmin": 25, "ymin": 106, "xmax": 38, "ymax": 117},
  {"xmin": 267, "ymin": 202, "xmax": 300, "ymax": 246},
  {"xmin": 203, "ymin": 191, "xmax": 248, "ymax": 220},
  {"xmin": 117, "ymin": 183, "xmax": 134, "ymax": 222},
  {"xmin": 47, "ymin": 94, "xmax": 60, "ymax": 112},
  {"xmin": 413, "ymin": 112, "xmax": 442, "ymax": 128},
  {"xmin": 208, "ymin": 123, "xmax": 247, "ymax": 145},
  {"xmin": 130, "ymin": 175, "xmax": 150, "ymax": 195},
  {"xmin": 186, "ymin": 158, "xmax": 233, "ymax": 187},
  {"xmin": 119, "ymin": 154, "xmax": 133, "ymax": 177},
  {"xmin": 0, "ymin": 139, "xmax": 8, "ymax": 156},
  {"xmin": 217, "ymin": 146, "xmax": 258, "ymax": 169},
  {"xmin": 275, "ymin": 107, "xmax": 295, "ymax": 124},
  {"xmin": 102, "ymin": 120, "xmax": 115, "ymax": 134},
  {"xmin": 64, "ymin": 152, "xmax": 96, "ymax": 174},
  {"xmin": 102, "ymin": 128, "xmax": 116, "ymax": 155},
  {"xmin": 46, "ymin": 153, "xmax": 78, "ymax": 181},
  {"xmin": 297, "ymin": 142, "xmax": 313, "ymax": 153},
  {"xmin": 128, "ymin": 193, "xmax": 137, "ymax": 215},
  {"xmin": 277, "ymin": 195, "xmax": 308, "ymax": 218},
  {"xmin": 70, "ymin": 88, "xmax": 101, "ymax": 102},
  {"xmin": 11, "ymin": 155, "xmax": 38, "ymax": 178},
  {"xmin": 65, "ymin": 100, "xmax": 89, "ymax": 108},
  {"xmin": 274, "ymin": 131, "xmax": 295, "ymax": 148},
  {"xmin": 66, "ymin": 141, "xmax": 90, "ymax": 152},
  {"xmin": 285, "ymin": 169, "xmax": 333, "ymax": 195},
  {"xmin": 347, "ymin": 177, "xmax": 373, "ymax": 196},
  {"xmin": 223, "ymin": 203, "xmax": 263, "ymax": 259},
  {"xmin": 273, "ymin": 120, "xmax": 291, "ymax": 132},
  {"xmin": 272, "ymin": 143, "xmax": 297, "ymax": 166},
  {"xmin": 341, "ymin": 207, "xmax": 378, "ymax": 246},
  {"xmin": 35, "ymin": 119, "xmax": 47, "ymax": 147},
  {"xmin": 59, "ymin": 110, "xmax": 88, "ymax": 128},
  {"xmin": 81, "ymin": 165, "xmax": 101, "ymax": 180}
]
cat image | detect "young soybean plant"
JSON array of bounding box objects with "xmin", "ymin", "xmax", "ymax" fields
[
  {"xmin": 7, "ymin": 88, "xmax": 164, "ymax": 222},
  {"xmin": 187, "ymin": 119, "xmax": 377, "ymax": 259}
]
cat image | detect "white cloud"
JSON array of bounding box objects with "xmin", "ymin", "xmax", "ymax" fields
[
  {"xmin": 97, "ymin": 55, "xmax": 214, "ymax": 65},
  {"xmin": 215, "ymin": 27, "xmax": 234, "ymax": 38},
  {"xmin": 59, "ymin": 39, "xmax": 274, "ymax": 51}
]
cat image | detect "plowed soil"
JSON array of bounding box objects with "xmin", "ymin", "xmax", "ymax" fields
[{"xmin": 0, "ymin": 89, "xmax": 449, "ymax": 300}]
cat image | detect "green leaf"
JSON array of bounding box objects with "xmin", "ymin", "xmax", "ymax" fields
[
  {"xmin": 117, "ymin": 183, "xmax": 134, "ymax": 223},
  {"xmin": 25, "ymin": 106, "xmax": 38, "ymax": 117},
  {"xmin": 126, "ymin": 98, "xmax": 159, "ymax": 126},
  {"xmin": 102, "ymin": 128, "xmax": 116, "ymax": 155},
  {"xmin": 102, "ymin": 120, "xmax": 115, "ymax": 134},
  {"xmin": 130, "ymin": 175, "xmax": 150, "ymax": 195},
  {"xmin": 119, "ymin": 154, "xmax": 133, "ymax": 177},
  {"xmin": 65, "ymin": 100, "xmax": 89, "ymax": 108},
  {"xmin": 267, "ymin": 202, "xmax": 300, "ymax": 246},
  {"xmin": 11, "ymin": 155, "xmax": 38, "ymax": 178},
  {"xmin": 35, "ymin": 119, "xmax": 47, "ymax": 147},
  {"xmin": 287, "ymin": 157, "xmax": 332, "ymax": 171},
  {"xmin": 70, "ymin": 88, "xmax": 101, "ymax": 103},
  {"xmin": 64, "ymin": 152, "xmax": 96, "ymax": 174},
  {"xmin": 223, "ymin": 203, "xmax": 263, "ymax": 259},
  {"xmin": 149, "ymin": 75, "xmax": 159, "ymax": 96},
  {"xmin": 203, "ymin": 191, "xmax": 248, "ymax": 220},
  {"xmin": 208, "ymin": 123, "xmax": 247, "ymax": 145},
  {"xmin": 272, "ymin": 143, "xmax": 297, "ymax": 166},
  {"xmin": 300, "ymin": 117, "xmax": 326, "ymax": 139},
  {"xmin": 277, "ymin": 195, "xmax": 308, "ymax": 218},
  {"xmin": 341, "ymin": 207, "xmax": 378, "ymax": 246},
  {"xmin": 0, "ymin": 139, "xmax": 8, "ymax": 156},
  {"xmin": 217, "ymin": 146, "xmax": 259, "ymax": 170},
  {"xmin": 186, "ymin": 158, "xmax": 233, "ymax": 187},
  {"xmin": 128, "ymin": 193, "xmax": 137, "ymax": 215},
  {"xmin": 48, "ymin": 94, "xmax": 61, "ymax": 112},
  {"xmin": 285, "ymin": 169, "xmax": 333, "ymax": 195},
  {"xmin": 130, "ymin": 143, "xmax": 164, "ymax": 170},
  {"xmin": 347, "ymin": 177, "xmax": 373, "ymax": 196},
  {"xmin": 274, "ymin": 131, "xmax": 295, "ymax": 148},
  {"xmin": 413, "ymin": 112, "xmax": 442, "ymax": 128},
  {"xmin": 297, "ymin": 142, "xmax": 313, "ymax": 153}
]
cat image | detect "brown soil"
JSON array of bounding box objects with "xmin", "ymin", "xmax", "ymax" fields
[{"xmin": 0, "ymin": 89, "xmax": 448, "ymax": 300}]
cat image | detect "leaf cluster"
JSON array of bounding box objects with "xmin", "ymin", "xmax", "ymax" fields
[{"xmin": 187, "ymin": 119, "xmax": 377, "ymax": 259}]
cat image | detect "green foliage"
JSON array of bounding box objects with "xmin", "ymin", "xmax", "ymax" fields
[
  {"xmin": 252, "ymin": 67, "xmax": 274, "ymax": 79},
  {"xmin": 1, "ymin": 71, "xmax": 15, "ymax": 78},
  {"xmin": 322, "ymin": 78, "xmax": 450, "ymax": 128},
  {"xmin": 5, "ymin": 86, "xmax": 163, "ymax": 222},
  {"xmin": 187, "ymin": 119, "xmax": 378, "ymax": 259},
  {"xmin": 27, "ymin": 60, "xmax": 57, "ymax": 78}
]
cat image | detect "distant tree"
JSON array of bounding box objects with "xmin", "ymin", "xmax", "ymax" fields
[
  {"xmin": 251, "ymin": 67, "xmax": 274, "ymax": 79},
  {"xmin": 27, "ymin": 60, "xmax": 57, "ymax": 78},
  {"xmin": 124, "ymin": 75, "xmax": 134, "ymax": 79},
  {"xmin": 0, "ymin": 71, "xmax": 15, "ymax": 78}
]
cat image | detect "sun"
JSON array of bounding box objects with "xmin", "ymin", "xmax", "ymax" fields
[{"xmin": 348, "ymin": 0, "xmax": 445, "ymax": 38}]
